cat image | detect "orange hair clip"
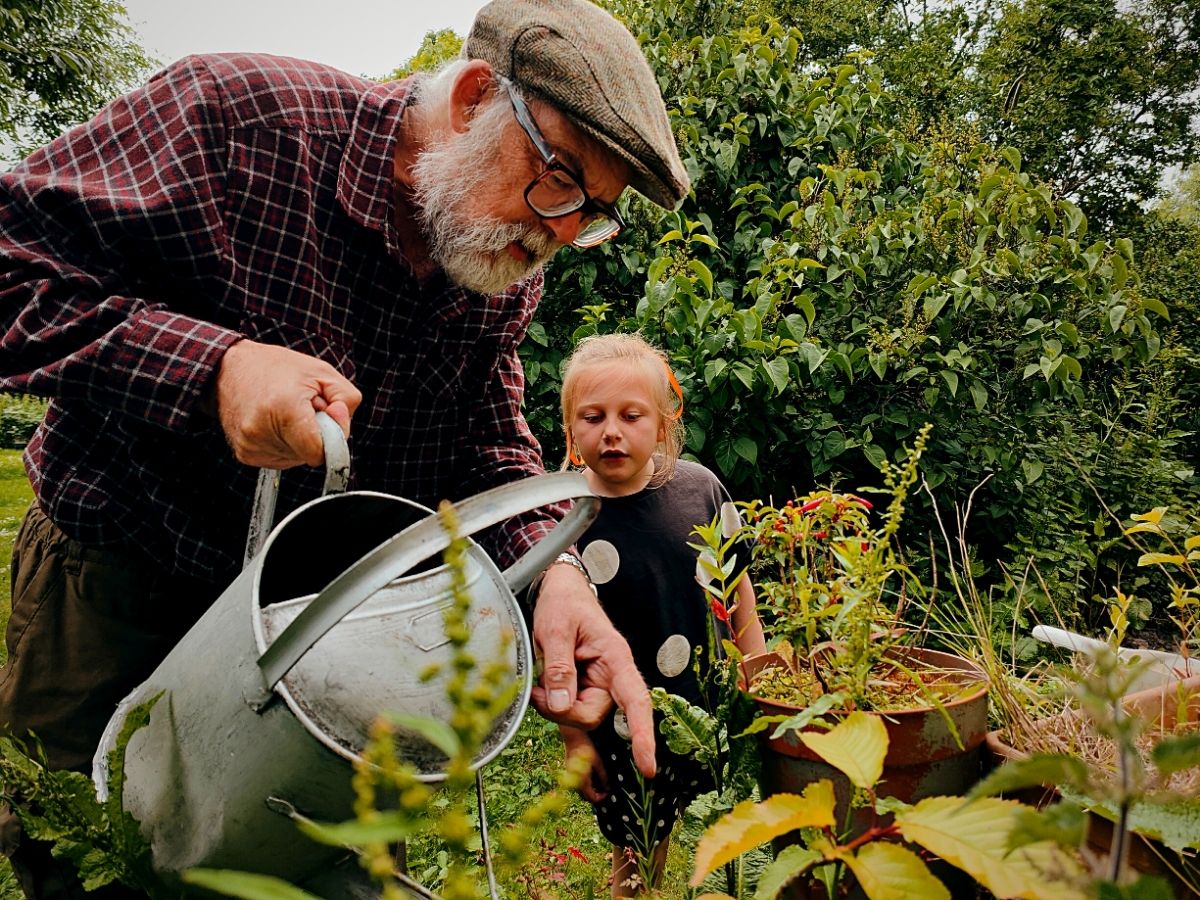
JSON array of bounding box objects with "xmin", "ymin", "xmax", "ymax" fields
[{"xmin": 665, "ymin": 363, "xmax": 684, "ymax": 421}]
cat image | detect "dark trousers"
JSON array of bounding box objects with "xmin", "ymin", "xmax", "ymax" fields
[{"xmin": 0, "ymin": 503, "xmax": 214, "ymax": 899}]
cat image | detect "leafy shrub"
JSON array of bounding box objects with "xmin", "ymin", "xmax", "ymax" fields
[
  {"xmin": 523, "ymin": 1, "xmax": 1194, "ymax": 645},
  {"xmin": 0, "ymin": 394, "xmax": 46, "ymax": 449}
]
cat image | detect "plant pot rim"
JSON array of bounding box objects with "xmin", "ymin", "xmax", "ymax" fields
[{"xmin": 741, "ymin": 646, "xmax": 990, "ymax": 717}]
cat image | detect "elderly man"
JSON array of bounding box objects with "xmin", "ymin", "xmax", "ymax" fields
[{"xmin": 0, "ymin": 0, "xmax": 689, "ymax": 895}]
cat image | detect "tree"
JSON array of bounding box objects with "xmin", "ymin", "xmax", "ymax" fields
[
  {"xmin": 767, "ymin": 0, "xmax": 1200, "ymax": 229},
  {"xmin": 380, "ymin": 29, "xmax": 463, "ymax": 81},
  {"xmin": 0, "ymin": 0, "xmax": 154, "ymax": 162}
]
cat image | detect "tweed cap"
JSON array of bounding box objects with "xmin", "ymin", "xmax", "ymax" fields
[{"xmin": 466, "ymin": 0, "xmax": 690, "ymax": 210}]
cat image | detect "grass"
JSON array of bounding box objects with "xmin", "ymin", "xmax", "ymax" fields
[
  {"xmin": 0, "ymin": 449, "xmax": 699, "ymax": 897},
  {"xmin": 0, "ymin": 449, "xmax": 30, "ymax": 667}
]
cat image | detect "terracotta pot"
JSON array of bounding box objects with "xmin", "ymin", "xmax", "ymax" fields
[
  {"xmin": 985, "ymin": 674, "xmax": 1200, "ymax": 893},
  {"xmin": 743, "ymin": 648, "xmax": 990, "ymax": 899},
  {"xmin": 744, "ymin": 648, "xmax": 990, "ymax": 799}
]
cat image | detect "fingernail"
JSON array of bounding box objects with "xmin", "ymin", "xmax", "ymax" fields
[{"xmin": 549, "ymin": 689, "xmax": 570, "ymax": 712}]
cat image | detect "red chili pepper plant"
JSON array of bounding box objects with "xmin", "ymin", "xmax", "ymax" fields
[{"xmin": 735, "ymin": 424, "xmax": 970, "ymax": 713}]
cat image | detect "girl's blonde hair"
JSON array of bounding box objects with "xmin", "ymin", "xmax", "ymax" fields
[{"xmin": 559, "ymin": 333, "xmax": 685, "ymax": 486}]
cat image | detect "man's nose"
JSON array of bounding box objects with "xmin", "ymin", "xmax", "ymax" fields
[{"xmin": 542, "ymin": 211, "xmax": 586, "ymax": 247}]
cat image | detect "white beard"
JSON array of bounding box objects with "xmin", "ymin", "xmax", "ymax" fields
[{"xmin": 411, "ymin": 101, "xmax": 558, "ymax": 295}]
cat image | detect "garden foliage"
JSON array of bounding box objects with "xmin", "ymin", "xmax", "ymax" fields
[{"xmin": 521, "ymin": 0, "xmax": 1198, "ymax": 645}]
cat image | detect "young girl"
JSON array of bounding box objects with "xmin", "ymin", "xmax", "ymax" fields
[{"xmin": 556, "ymin": 333, "xmax": 765, "ymax": 898}]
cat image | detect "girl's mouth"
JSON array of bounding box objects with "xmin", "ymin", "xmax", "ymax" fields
[{"xmin": 600, "ymin": 449, "xmax": 627, "ymax": 460}]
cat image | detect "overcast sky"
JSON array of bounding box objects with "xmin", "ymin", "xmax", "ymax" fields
[{"xmin": 122, "ymin": 1, "xmax": 486, "ymax": 80}]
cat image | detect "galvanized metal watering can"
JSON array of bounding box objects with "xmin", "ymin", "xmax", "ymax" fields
[{"xmin": 92, "ymin": 413, "xmax": 598, "ymax": 892}]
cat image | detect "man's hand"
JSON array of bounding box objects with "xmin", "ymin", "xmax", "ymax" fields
[
  {"xmin": 530, "ymin": 564, "xmax": 657, "ymax": 778},
  {"xmin": 214, "ymin": 340, "xmax": 362, "ymax": 468}
]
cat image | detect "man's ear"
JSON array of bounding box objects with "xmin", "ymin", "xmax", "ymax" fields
[{"xmin": 448, "ymin": 59, "xmax": 496, "ymax": 134}]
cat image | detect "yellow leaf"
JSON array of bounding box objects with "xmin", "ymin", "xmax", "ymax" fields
[
  {"xmin": 1122, "ymin": 522, "xmax": 1164, "ymax": 536},
  {"xmin": 896, "ymin": 797, "xmax": 1086, "ymax": 899},
  {"xmin": 1138, "ymin": 552, "xmax": 1187, "ymax": 567},
  {"xmin": 1131, "ymin": 507, "xmax": 1168, "ymax": 525},
  {"xmin": 1184, "ymin": 534, "xmax": 1200, "ymax": 551},
  {"xmin": 689, "ymin": 781, "xmax": 837, "ymax": 886},
  {"xmin": 799, "ymin": 711, "xmax": 888, "ymax": 790},
  {"xmin": 843, "ymin": 842, "xmax": 950, "ymax": 900}
]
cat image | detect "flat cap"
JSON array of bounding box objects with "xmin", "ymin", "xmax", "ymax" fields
[{"xmin": 466, "ymin": 0, "xmax": 690, "ymax": 210}]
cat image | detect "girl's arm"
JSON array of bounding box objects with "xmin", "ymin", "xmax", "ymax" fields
[{"xmin": 731, "ymin": 574, "xmax": 766, "ymax": 656}]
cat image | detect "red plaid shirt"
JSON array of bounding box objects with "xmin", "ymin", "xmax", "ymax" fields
[{"xmin": 0, "ymin": 53, "xmax": 557, "ymax": 587}]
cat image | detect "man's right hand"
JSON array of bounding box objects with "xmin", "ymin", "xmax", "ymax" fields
[{"xmin": 213, "ymin": 339, "xmax": 362, "ymax": 468}]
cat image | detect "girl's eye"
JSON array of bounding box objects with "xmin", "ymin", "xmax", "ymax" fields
[{"xmin": 583, "ymin": 414, "xmax": 601, "ymax": 423}]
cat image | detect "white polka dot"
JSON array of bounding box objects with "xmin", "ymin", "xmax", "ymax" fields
[
  {"xmin": 622, "ymin": 815, "xmax": 629, "ymax": 822},
  {"xmin": 613, "ymin": 710, "xmax": 632, "ymax": 740},
  {"xmin": 694, "ymin": 548, "xmax": 717, "ymax": 586},
  {"xmin": 657, "ymin": 820, "xmax": 665, "ymax": 828},
  {"xmin": 617, "ymin": 774, "xmax": 624, "ymax": 782},
  {"xmin": 720, "ymin": 501, "xmax": 742, "ymax": 539},
  {"xmin": 582, "ymin": 540, "xmax": 620, "ymax": 584},
  {"xmin": 657, "ymin": 634, "xmax": 692, "ymax": 678}
]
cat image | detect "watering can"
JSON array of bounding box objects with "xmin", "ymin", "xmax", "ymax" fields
[
  {"xmin": 91, "ymin": 412, "xmax": 598, "ymax": 893},
  {"xmin": 1032, "ymin": 624, "xmax": 1199, "ymax": 693}
]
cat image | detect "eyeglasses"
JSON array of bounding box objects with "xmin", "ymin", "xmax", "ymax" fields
[{"xmin": 498, "ymin": 76, "xmax": 625, "ymax": 249}]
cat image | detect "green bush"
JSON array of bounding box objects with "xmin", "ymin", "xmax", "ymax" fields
[
  {"xmin": 522, "ymin": 1, "xmax": 1196, "ymax": 644},
  {"xmin": 0, "ymin": 395, "xmax": 46, "ymax": 450}
]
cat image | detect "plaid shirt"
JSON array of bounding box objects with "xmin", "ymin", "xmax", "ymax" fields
[{"xmin": 0, "ymin": 53, "xmax": 558, "ymax": 588}]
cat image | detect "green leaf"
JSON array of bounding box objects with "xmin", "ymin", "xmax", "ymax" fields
[
  {"xmin": 940, "ymin": 370, "xmax": 959, "ymax": 397},
  {"xmin": 762, "ymin": 357, "xmax": 791, "ymax": 395},
  {"xmin": 799, "ymin": 711, "xmax": 888, "ymax": 790},
  {"xmin": 1141, "ymin": 297, "xmax": 1170, "ymax": 320},
  {"xmin": 1151, "ymin": 732, "xmax": 1200, "ymax": 777},
  {"xmin": 689, "ymin": 259, "xmax": 714, "ymax": 295},
  {"xmin": 1112, "ymin": 253, "xmax": 1128, "ymax": 291},
  {"xmin": 753, "ymin": 845, "xmax": 823, "ymax": 900},
  {"xmin": 182, "ymin": 869, "xmax": 323, "ymax": 900},
  {"xmin": 970, "ymin": 753, "xmax": 1091, "ymax": 799},
  {"xmin": 1072, "ymin": 791, "xmax": 1200, "ymax": 852},
  {"xmin": 690, "ymin": 780, "xmax": 837, "ymax": 885},
  {"xmin": 651, "ymin": 688, "xmax": 719, "ymax": 765},
  {"xmin": 1007, "ymin": 802, "xmax": 1087, "ymax": 851},
  {"xmin": 923, "ymin": 293, "xmax": 949, "ymax": 321},
  {"xmin": 969, "ymin": 380, "xmax": 987, "ymax": 412},
  {"xmin": 1108, "ymin": 304, "xmax": 1127, "ymax": 332},
  {"xmin": 761, "ymin": 691, "xmax": 849, "ymax": 741},
  {"xmin": 657, "ymin": 229, "xmax": 684, "ymax": 244},
  {"xmin": 863, "ymin": 444, "xmax": 886, "ymax": 470},
  {"xmin": 896, "ymin": 797, "xmax": 1084, "ymax": 898},
  {"xmin": 843, "ymin": 842, "xmax": 949, "ymax": 900},
  {"xmin": 385, "ymin": 712, "xmax": 460, "ymax": 758},
  {"xmin": 868, "ymin": 351, "xmax": 887, "ymax": 380},
  {"xmin": 1021, "ymin": 458, "xmax": 1043, "ymax": 485},
  {"xmin": 734, "ymin": 436, "xmax": 758, "ymax": 466},
  {"xmin": 296, "ymin": 811, "xmax": 426, "ymax": 847}
]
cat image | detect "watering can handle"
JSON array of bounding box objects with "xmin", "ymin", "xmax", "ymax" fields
[
  {"xmin": 254, "ymin": 472, "xmax": 599, "ymax": 695},
  {"xmin": 243, "ymin": 412, "xmax": 351, "ymax": 566}
]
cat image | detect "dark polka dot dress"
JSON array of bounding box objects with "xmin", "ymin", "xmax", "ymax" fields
[{"xmin": 577, "ymin": 460, "xmax": 748, "ymax": 850}]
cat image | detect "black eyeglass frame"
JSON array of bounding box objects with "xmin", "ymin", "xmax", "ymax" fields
[{"xmin": 498, "ymin": 76, "xmax": 625, "ymax": 249}]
